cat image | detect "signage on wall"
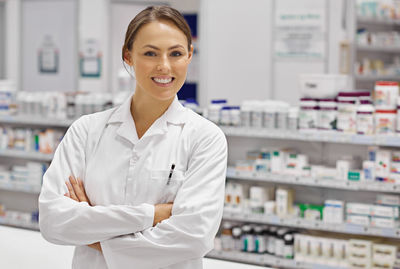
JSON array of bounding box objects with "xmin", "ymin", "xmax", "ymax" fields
[
  {"xmin": 80, "ymin": 38, "xmax": 102, "ymax": 78},
  {"xmin": 274, "ymin": 8, "xmax": 326, "ymax": 59},
  {"xmin": 38, "ymin": 35, "xmax": 59, "ymax": 74}
]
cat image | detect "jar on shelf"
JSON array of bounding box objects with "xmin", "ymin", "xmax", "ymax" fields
[
  {"xmin": 230, "ymin": 106, "xmax": 241, "ymax": 126},
  {"xmin": 299, "ymin": 98, "xmax": 318, "ymax": 130},
  {"xmin": 221, "ymin": 222, "xmax": 234, "ymax": 251},
  {"xmin": 240, "ymin": 101, "xmax": 252, "ymax": 127},
  {"xmin": 288, "ymin": 107, "xmax": 299, "ymax": 131},
  {"xmin": 337, "ymin": 92, "xmax": 358, "ymax": 133},
  {"xmin": 356, "ymin": 100, "xmax": 375, "ymax": 135},
  {"xmin": 208, "ymin": 99, "xmax": 227, "ymax": 124},
  {"xmin": 220, "ymin": 106, "xmax": 231, "ymax": 126},
  {"xmin": 275, "ymin": 102, "xmax": 289, "ymax": 130},
  {"xmin": 251, "ymin": 101, "xmax": 263, "ymax": 128},
  {"xmin": 375, "ymin": 110, "xmax": 396, "ymax": 134},
  {"xmin": 317, "ymin": 99, "xmax": 337, "ymax": 130},
  {"xmin": 263, "ymin": 103, "xmax": 276, "ymax": 129},
  {"xmin": 374, "ymin": 81, "xmax": 399, "ymax": 110}
]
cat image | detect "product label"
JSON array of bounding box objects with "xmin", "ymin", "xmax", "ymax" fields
[
  {"xmin": 337, "ymin": 106, "xmax": 357, "ymax": 132},
  {"xmin": 317, "ymin": 110, "xmax": 337, "ymax": 130},
  {"xmin": 357, "ymin": 114, "xmax": 374, "ymax": 135},
  {"xmin": 299, "ymin": 110, "xmax": 317, "ymax": 129}
]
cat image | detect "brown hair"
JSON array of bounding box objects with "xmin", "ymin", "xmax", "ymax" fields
[{"xmin": 122, "ymin": 6, "xmax": 192, "ymax": 62}]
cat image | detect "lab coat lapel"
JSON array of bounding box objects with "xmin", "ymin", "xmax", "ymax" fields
[
  {"xmin": 140, "ymin": 96, "xmax": 187, "ymax": 139},
  {"xmin": 109, "ymin": 95, "xmax": 188, "ymax": 144},
  {"xmin": 108, "ymin": 94, "xmax": 139, "ymax": 145}
]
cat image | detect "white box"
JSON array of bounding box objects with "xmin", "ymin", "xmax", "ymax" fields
[
  {"xmin": 371, "ymin": 205, "xmax": 399, "ymax": 219},
  {"xmin": 377, "ymin": 194, "xmax": 400, "ymax": 206},
  {"xmin": 275, "ymin": 188, "xmax": 294, "ymax": 217},
  {"xmin": 370, "ymin": 217, "xmax": 398, "ymax": 229},
  {"xmin": 375, "ymin": 150, "xmax": 391, "ymax": 179},
  {"xmin": 347, "ymin": 214, "xmax": 370, "ymax": 226},
  {"xmin": 347, "ymin": 203, "xmax": 372, "ymax": 216},
  {"xmin": 299, "ymin": 74, "xmax": 349, "ymax": 99}
]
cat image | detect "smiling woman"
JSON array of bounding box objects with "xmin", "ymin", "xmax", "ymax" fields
[{"xmin": 39, "ymin": 5, "xmax": 227, "ymax": 269}]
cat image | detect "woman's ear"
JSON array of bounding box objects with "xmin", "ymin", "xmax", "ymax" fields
[
  {"xmin": 123, "ymin": 50, "xmax": 133, "ymax": 66},
  {"xmin": 187, "ymin": 44, "xmax": 194, "ymax": 62}
]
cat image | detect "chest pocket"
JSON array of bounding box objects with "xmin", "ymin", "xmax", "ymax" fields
[{"xmin": 148, "ymin": 169, "xmax": 185, "ymax": 204}]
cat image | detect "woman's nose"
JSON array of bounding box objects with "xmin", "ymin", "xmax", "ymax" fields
[{"xmin": 156, "ymin": 55, "xmax": 171, "ymax": 72}]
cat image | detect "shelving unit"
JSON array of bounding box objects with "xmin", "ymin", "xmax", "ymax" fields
[
  {"xmin": 206, "ymin": 250, "xmax": 346, "ymax": 269},
  {"xmin": 0, "ymin": 149, "xmax": 54, "ymax": 162},
  {"xmin": 357, "ymin": 16, "xmax": 400, "ymax": 26},
  {"xmin": 353, "ymin": 5, "xmax": 400, "ymax": 89},
  {"xmin": 355, "ymin": 74, "xmax": 400, "ymax": 82},
  {"xmin": 223, "ymin": 211, "xmax": 400, "ymax": 239},
  {"xmin": 356, "ymin": 45, "xmax": 400, "ymax": 53},
  {"xmin": 221, "ymin": 126, "xmax": 400, "ymax": 147},
  {"xmin": 0, "ymin": 115, "xmax": 74, "ymax": 128},
  {"xmin": 0, "ymin": 216, "xmax": 39, "ymax": 231},
  {"xmin": 0, "ymin": 116, "xmax": 70, "ymax": 231},
  {"xmin": 0, "ymin": 181, "xmax": 41, "ymax": 194},
  {"xmin": 227, "ymin": 167, "xmax": 400, "ymax": 193}
]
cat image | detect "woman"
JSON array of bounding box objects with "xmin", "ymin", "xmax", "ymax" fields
[{"xmin": 39, "ymin": 6, "xmax": 227, "ymax": 269}]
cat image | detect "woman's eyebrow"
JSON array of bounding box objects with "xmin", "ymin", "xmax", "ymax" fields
[{"xmin": 142, "ymin": 44, "xmax": 184, "ymax": 50}]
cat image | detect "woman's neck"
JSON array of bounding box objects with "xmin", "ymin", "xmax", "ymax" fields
[{"xmin": 130, "ymin": 90, "xmax": 174, "ymax": 139}]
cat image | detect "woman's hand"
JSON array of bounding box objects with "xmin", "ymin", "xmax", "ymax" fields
[
  {"xmin": 64, "ymin": 176, "xmax": 92, "ymax": 206},
  {"xmin": 153, "ymin": 203, "xmax": 173, "ymax": 226},
  {"xmin": 64, "ymin": 176, "xmax": 101, "ymax": 253}
]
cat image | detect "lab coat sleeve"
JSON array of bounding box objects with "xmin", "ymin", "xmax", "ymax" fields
[
  {"xmin": 39, "ymin": 115, "xmax": 154, "ymax": 246},
  {"xmin": 100, "ymin": 124, "xmax": 228, "ymax": 269}
]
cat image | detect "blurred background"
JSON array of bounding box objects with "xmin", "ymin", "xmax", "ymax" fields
[{"xmin": 2, "ymin": 1, "xmax": 400, "ymax": 269}]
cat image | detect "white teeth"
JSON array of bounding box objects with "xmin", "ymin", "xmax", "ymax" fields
[{"xmin": 153, "ymin": 77, "xmax": 172, "ymax": 84}]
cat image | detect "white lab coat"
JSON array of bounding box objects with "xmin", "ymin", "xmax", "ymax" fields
[{"xmin": 39, "ymin": 95, "xmax": 228, "ymax": 269}]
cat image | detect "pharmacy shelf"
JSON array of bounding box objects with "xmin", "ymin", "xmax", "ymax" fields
[
  {"xmin": 355, "ymin": 74, "xmax": 400, "ymax": 82},
  {"xmin": 0, "ymin": 217, "xmax": 39, "ymax": 231},
  {"xmin": 0, "ymin": 149, "xmax": 54, "ymax": 162},
  {"xmin": 223, "ymin": 211, "xmax": 400, "ymax": 239},
  {"xmin": 357, "ymin": 16, "xmax": 400, "ymax": 26},
  {"xmin": 0, "ymin": 115, "xmax": 74, "ymax": 128},
  {"xmin": 221, "ymin": 126, "xmax": 400, "ymax": 147},
  {"xmin": 0, "ymin": 181, "xmax": 41, "ymax": 194},
  {"xmin": 356, "ymin": 44, "xmax": 400, "ymax": 53},
  {"xmin": 206, "ymin": 250, "xmax": 346, "ymax": 269},
  {"xmin": 227, "ymin": 167, "xmax": 400, "ymax": 194}
]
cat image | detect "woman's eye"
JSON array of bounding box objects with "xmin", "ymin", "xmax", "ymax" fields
[
  {"xmin": 170, "ymin": 51, "xmax": 182, "ymax": 57},
  {"xmin": 144, "ymin": 51, "xmax": 156, "ymax": 56}
]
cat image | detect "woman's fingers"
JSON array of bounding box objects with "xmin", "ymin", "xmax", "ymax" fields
[
  {"xmin": 65, "ymin": 181, "xmax": 78, "ymax": 201},
  {"xmin": 69, "ymin": 176, "xmax": 90, "ymax": 205}
]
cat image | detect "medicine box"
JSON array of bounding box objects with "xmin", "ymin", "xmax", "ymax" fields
[
  {"xmin": 347, "ymin": 214, "xmax": 370, "ymax": 226},
  {"xmin": 373, "ymin": 244, "xmax": 397, "ymax": 266},
  {"xmin": 375, "ymin": 150, "xmax": 391, "ymax": 179},
  {"xmin": 370, "ymin": 217, "xmax": 398, "ymax": 229},
  {"xmin": 371, "ymin": 205, "xmax": 399, "ymax": 219},
  {"xmin": 377, "ymin": 194, "xmax": 400, "ymax": 206},
  {"xmin": 347, "ymin": 203, "xmax": 372, "ymax": 216}
]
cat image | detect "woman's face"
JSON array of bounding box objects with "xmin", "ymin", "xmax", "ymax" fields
[{"xmin": 126, "ymin": 20, "xmax": 193, "ymax": 102}]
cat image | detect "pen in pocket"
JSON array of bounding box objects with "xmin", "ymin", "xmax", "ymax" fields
[{"xmin": 166, "ymin": 163, "xmax": 175, "ymax": 185}]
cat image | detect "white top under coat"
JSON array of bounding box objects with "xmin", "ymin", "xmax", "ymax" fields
[{"xmin": 38, "ymin": 95, "xmax": 228, "ymax": 269}]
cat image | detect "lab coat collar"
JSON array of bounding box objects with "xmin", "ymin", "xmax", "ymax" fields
[{"xmin": 108, "ymin": 95, "xmax": 187, "ymax": 144}]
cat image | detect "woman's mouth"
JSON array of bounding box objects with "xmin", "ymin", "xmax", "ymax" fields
[{"xmin": 152, "ymin": 77, "xmax": 175, "ymax": 86}]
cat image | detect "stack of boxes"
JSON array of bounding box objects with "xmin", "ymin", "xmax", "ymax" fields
[{"xmin": 346, "ymin": 194, "xmax": 400, "ymax": 229}]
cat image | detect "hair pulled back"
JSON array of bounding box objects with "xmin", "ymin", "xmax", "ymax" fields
[{"xmin": 122, "ymin": 6, "xmax": 192, "ymax": 62}]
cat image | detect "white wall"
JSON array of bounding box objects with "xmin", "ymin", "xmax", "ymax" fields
[
  {"xmin": 199, "ymin": 0, "xmax": 273, "ymax": 107},
  {"xmin": 5, "ymin": 0, "xmax": 21, "ymax": 90},
  {"xmin": 78, "ymin": 0, "xmax": 110, "ymax": 92},
  {"xmin": 199, "ymin": 0, "xmax": 348, "ymax": 107},
  {"xmin": 21, "ymin": 0, "xmax": 77, "ymax": 91},
  {"xmin": 0, "ymin": 1, "xmax": 5, "ymax": 79}
]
